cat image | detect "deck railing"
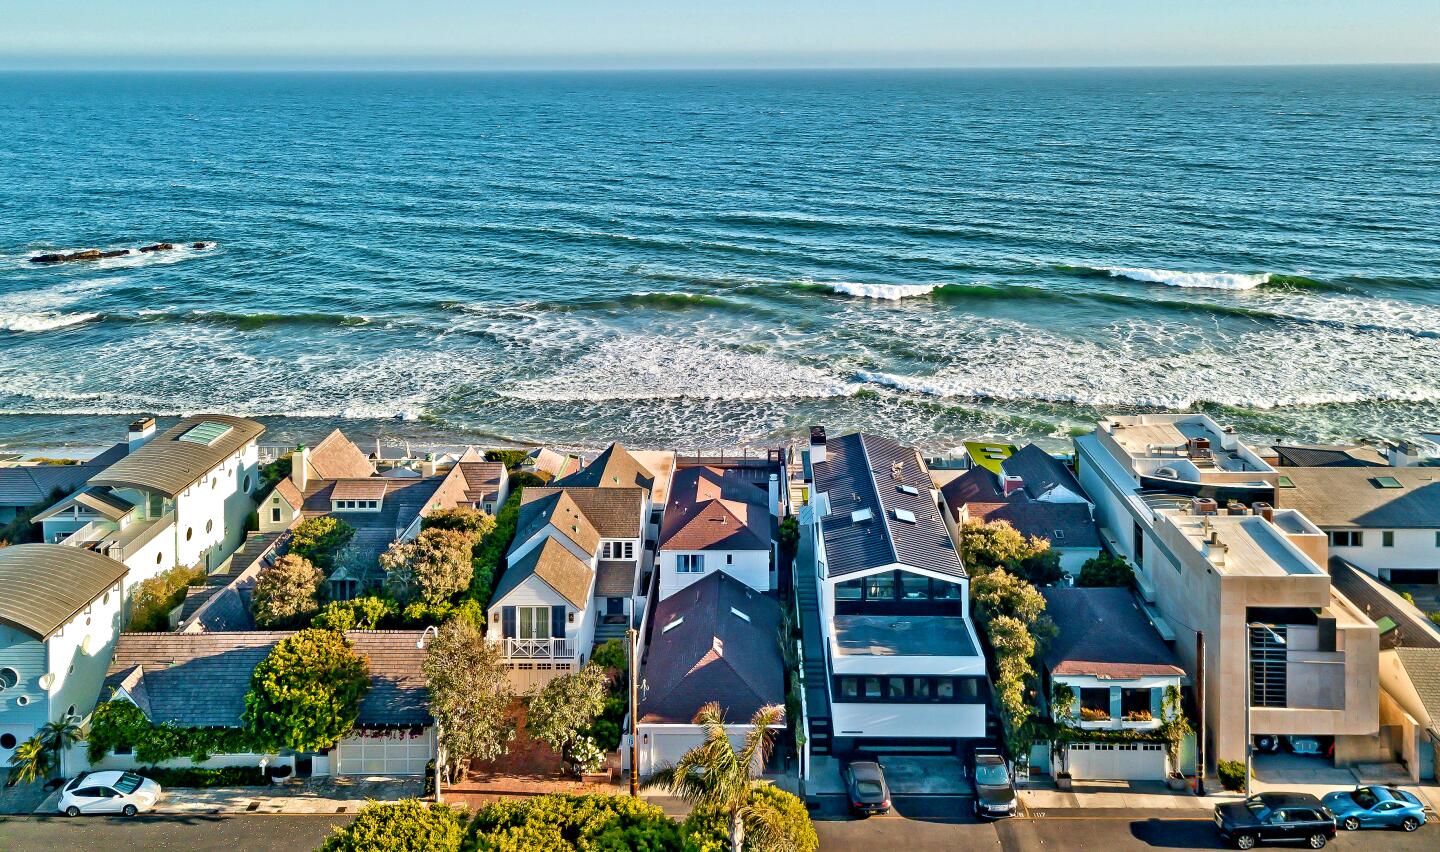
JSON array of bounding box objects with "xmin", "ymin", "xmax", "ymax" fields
[{"xmin": 504, "ymin": 638, "xmax": 575, "ymax": 659}]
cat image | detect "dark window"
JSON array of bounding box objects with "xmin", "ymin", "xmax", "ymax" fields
[
  {"xmin": 1382, "ymin": 531, "xmax": 1395, "ymax": 547},
  {"xmin": 931, "ymin": 579, "xmax": 963, "ymax": 600},
  {"xmin": 1121, "ymin": 688, "xmax": 1152, "ymax": 719},
  {"xmin": 835, "ymin": 580, "xmax": 862, "ymax": 601},
  {"xmin": 840, "ymin": 678, "xmax": 858, "ymax": 699},
  {"xmin": 1133, "ymin": 521, "xmax": 1145, "ymax": 564},
  {"xmin": 900, "ymin": 573, "xmax": 930, "ymax": 600},
  {"xmin": 271, "ymin": 508, "xmax": 281, "ymax": 522},
  {"xmin": 0, "ymin": 733, "xmax": 15, "ymax": 749},
  {"xmin": 935, "ymin": 678, "xmax": 954, "ymax": 700},
  {"xmin": 887, "ymin": 677, "xmax": 906, "ymax": 699},
  {"xmin": 1080, "ymin": 688, "xmax": 1111, "ymax": 720},
  {"xmin": 863, "ymin": 677, "xmax": 882, "ymax": 699},
  {"xmin": 911, "ymin": 678, "xmax": 931, "ymax": 699},
  {"xmin": 865, "ymin": 574, "xmax": 895, "ymax": 601}
]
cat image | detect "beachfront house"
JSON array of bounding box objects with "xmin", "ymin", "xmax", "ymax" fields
[
  {"xmin": 656, "ymin": 458, "xmax": 782, "ymax": 601},
  {"xmin": 800, "ymin": 428, "xmax": 989, "ymax": 757},
  {"xmin": 35, "ymin": 415, "xmax": 265, "ymax": 596},
  {"xmin": 0, "ymin": 545, "xmax": 128, "ymax": 770}
]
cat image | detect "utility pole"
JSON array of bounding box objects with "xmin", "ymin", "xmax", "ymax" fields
[
  {"xmin": 628, "ymin": 626, "xmax": 640, "ymax": 797},
  {"xmin": 1195, "ymin": 630, "xmax": 1206, "ymax": 795}
]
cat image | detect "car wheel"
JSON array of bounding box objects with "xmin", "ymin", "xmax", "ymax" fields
[
  {"xmin": 1342, "ymin": 816, "xmax": 1360, "ymax": 831},
  {"xmin": 1233, "ymin": 833, "xmax": 1256, "ymax": 850},
  {"xmin": 65, "ymin": 805, "xmax": 80, "ymax": 817},
  {"xmin": 1306, "ymin": 834, "xmax": 1326, "ymax": 849},
  {"xmin": 122, "ymin": 804, "xmax": 138, "ymax": 817},
  {"xmin": 1401, "ymin": 817, "xmax": 1419, "ymax": 832}
]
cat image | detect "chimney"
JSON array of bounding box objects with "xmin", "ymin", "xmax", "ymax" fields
[
  {"xmin": 1190, "ymin": 496, "xmax": 1218, "ymax": 516},
  {"xmin": 1253, "ymin": 502, "xmax": 1275, "ymax": 522},
  {"xmin": 421, "ymin": 452, "xmax": 437, "ymax": 478},
  {"xmin": 809, "ymin": 426, "xmax": 827, "ymax": 466},
  {"xmin": 1002, "ymin": 475, "xmax": 1025, "ymax": 497},
  {"xmin": 1226, "ymin": 501, "xmax": 1248, "ymax": 516},
  {"xmin": 127, "ymin": 416, "xmax": 156, "ymax": 453},
  {"xmin": 1387, "ymin": 440, "xmax": 1421, "ymax": 468},
  {"xmin": 768, "ymin": 473, "xmax": 781, "ymax": 517},
  {"xmin": 292, "ymin": 446, "xmax": 310, "ymax": 492},
  {"xmin": 1203, "ymin": 531, "xmax": 1227, "ymax": 566}
]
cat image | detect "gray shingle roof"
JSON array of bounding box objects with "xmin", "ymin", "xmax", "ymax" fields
[
  {"xmin": 103, "ymin": 630, "xmax": 431, "ymax": 728},
  {"xmin": 90, "ymin": 415, "xmax": 265, "ymax": 498},
  {"xmin": 1002, "ymin": 444, "xmax": 1088, "ymax": 501},
  {"xmin": 522, "ymin": 487, "xmax": 643, "ymax": 539},
  {"xmin": 1040, "ymin": 587, "xmax": 1184, "ymax": 678},
  {"xmin": 814, "ymin": 433, "xmax": 964, "ymax": 579},
  {"xmin": 1329, "ymin": 557, "xmax": 1440, "ymax": 650},
  {"xmin": 1273, "ymin": 444, "xmax": 1387, "ymax": 468},
  {"xmin": 513, "ymin": 490, "xmax": 602, "ymax": 556},
  {"xmin": 1278, "ymin": 467, "xmax": 1440, "ymax": 529},
  {"xmin": 0, "ymin": 544, "xmax": 128, "ymax": 640},
  {"xmin": 639, "ymin": 571, "xmax": 784, "ymax": 725},
  {"xmin": 492, "ymin": 537, "xmax": 594, "ymax": 609},
  {"xmin": 940, "ymin": 467, "xmax": 1101, "ymax": 549},
  {"xmin": 1394, "ymin": 648, "xmax": 1440, "ymax": 733},
  {"xmin": 556, "ymin": 443, "xmax": 654, "ymax": 491},
  {"xmin": 595, "ymin": 560, "xmax": 637, "ymax": 597}
]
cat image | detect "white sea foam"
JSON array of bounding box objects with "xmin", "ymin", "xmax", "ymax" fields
[
  {"xmin": 0, "ymin": 311, "xmax": 99, "ymax": 332},
  {"xmin": 825, "ymin": 281, "xmax": 941, "ymax": 300},
  {"xmin": 1102, "ymin": 266, "xmax": 1270, "ymax": 291}
]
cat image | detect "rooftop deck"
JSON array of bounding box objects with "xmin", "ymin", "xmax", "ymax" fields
[{"xmin": 832, "ymin": 615, "xmax": 978, "ymax": 657}]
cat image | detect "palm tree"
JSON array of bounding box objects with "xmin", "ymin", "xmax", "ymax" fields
[
  {"xmin": 38, "ymin": 714, "xmax": 82, "ymax": 774},
  {"xmin": 643, "ymin": 701, "xmax": 784, "ymax": 852},
  {"xmin": 7, "ymin": 736, "xmax": 53, "ymax": 786}
]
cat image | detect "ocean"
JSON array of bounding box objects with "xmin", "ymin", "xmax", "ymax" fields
[{"xmin": 1, "ymin": 67, "xmax": 1438, "ymax": 455}]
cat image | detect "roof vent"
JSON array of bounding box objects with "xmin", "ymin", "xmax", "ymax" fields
[
  {"xmin": 851, "ymin": 508, "xmax": 874, "ymax": 523},
  {"xmin": 894, "ymin": 509, "xmax": 917, "ymax": 524}
]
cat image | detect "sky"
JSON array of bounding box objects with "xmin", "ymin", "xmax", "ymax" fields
[{"xmin": 1, "ymin": 1, "xmax": 1437, "ymax": 70}]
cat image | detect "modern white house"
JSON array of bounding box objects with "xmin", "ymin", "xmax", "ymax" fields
[
  {"xmin": 627, "ymin": 570, "xmax": 785, "ymax": 777},
  {"xmin": 656, "ymin": 462, "xmax": 780, "ymax": 601},
  {"xmin": 939, "ymin": 443, "xmax": 1103, "ymax": 579},
  {"xmin": 1277, "ymin": 466, "xmax": 1440, "ymax": 584},
  {"xmin": 36, "ymin": 415, "xmax": 265, "ymax": 597},
  {"xmin": 0, "ymin": 545, "xmax": 128, "ymax": 769},
  {"xmin": 1037, "ymin": 587, "xmax": 1186, "ymax": 781},
  {"xmin": 801, "ymin": 428, "xmax": 989, "ymax": 757}
]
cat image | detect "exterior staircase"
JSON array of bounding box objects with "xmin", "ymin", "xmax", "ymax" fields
[
  {"xmin": 594, "ymin": 619, "xmax": 628, "ymax": 645},
  {"xmin": 794, "ymin": 524, "xmax": 832, "ymax": 756}
]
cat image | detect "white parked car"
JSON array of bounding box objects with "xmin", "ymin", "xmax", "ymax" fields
[{"xmin": 58, "ymin": 771, "xmax": 161, "ymax": 817}]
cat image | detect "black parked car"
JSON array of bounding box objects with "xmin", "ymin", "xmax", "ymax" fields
[
  {"xmin": 970, "ymin": 747, "xmax": 1017, "ymax": 819},
  {"xmin": 1214, "ymin": 792, "xmax": 1337, "ymax": 849},
  {"xmin": 843, "ymin": 761, "xmax": 891, "ymax": 816}
]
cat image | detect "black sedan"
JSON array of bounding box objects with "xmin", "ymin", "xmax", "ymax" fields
[
  {"xmin": 971, "ymin": 747, "xmax": 1017, "ymax": 819},
  {"xmin": 843, "ymin": 760, "xmax": 891, "ymax": 816},
  {"xmin": 1214, "ymin": 792, "xmax": 1337, "ymax": 849}
]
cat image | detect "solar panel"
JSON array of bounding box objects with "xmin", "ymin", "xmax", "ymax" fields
[{"xmin": 178, "ymin": 421, "xmax": 233, "ymax": 446}]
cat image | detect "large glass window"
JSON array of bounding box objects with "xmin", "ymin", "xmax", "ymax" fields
[
  {"xmin": 1079, "ymin": 687, "xmax": 1111, "ymax": 720},
  {"xmin": 865, "ymin": 574, "xmax": 895, "ymax": 600},
  {"xmin": 835, "ymin": 580, "xmax": 863, "ymax": 600},
  {"xmin": 900, "ymin": 573, "xmax": 930, "ymax": 600},
  {"xmin": 1121, "ymin": 688, "xmax": 1153, "ymax": 720},
  {"xmin": 931, "ymin": 579, "xmax": 963, "ymax": 600}
]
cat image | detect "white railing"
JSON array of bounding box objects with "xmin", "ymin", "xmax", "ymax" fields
[{"xmin": 504, "ymin": 638, "xmax": 575, "ymax": 659}]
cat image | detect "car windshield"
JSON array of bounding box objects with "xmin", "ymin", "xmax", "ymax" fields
[
  {"xmin": 1350, "ymin": 788, "xmax": 1379, "ymax": 808},
  {"xmin": 975, "ymin": 763, "xmax": 1009, "ymax": 787},
  {"xmin": 113, "ymin": 773, "xmax": 144, "ymax": 794},
  {"xmin": 856, "ymin": 780, "xmax": 884, "ymax": 797},
  {"xmin": 1245, "ymin": 797, "xmax": 1268, "ymax": 816}
]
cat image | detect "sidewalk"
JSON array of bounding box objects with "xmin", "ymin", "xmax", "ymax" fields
[
  {"xmin": 37, "ymin": 776, "xmax": 423, "ymax": 815},
  {"xmin": 1020, "ymin": 771, "xmax": 1440, "ymax": 816}
]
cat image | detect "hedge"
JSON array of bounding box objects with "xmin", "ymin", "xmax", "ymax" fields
[
  {"xmin": 86, "ymin": 700, "xmax": 272, "ymax": 764},
  {"xmin": 463, "ymin": 793, "xmax": 681, "ymax": 852},
  {"xmin": 321, "ymin": 800, "xmax": 468, "ymax": 852},
  {"xmin": 139, "ymin": 766, "xmax": 270, "ymax": 787}
]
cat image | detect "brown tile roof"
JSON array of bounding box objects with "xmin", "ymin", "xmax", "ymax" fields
[
  {"xmin": 513, "ymin": 490, "xmax": 602, "ymax": 556},
  {"xmin": 458, "ymin": 461, "xmax": 506, "ymax": 504},
  {"xmin": 639, "ymin": 571, "xmax": 785, "ymax": 725},
  {"xmin": 492, "ymin": 537, "xmax": 594, "ymax": 609},
  {"xmin": 90, "ymin": 415, "xmax": 265, "ymax": 498},
  {"xmin": 556, "ymin": 442, "xmax": 654, "ymax": 491},
  {"xmin": 331, "ymin": 479, "xmax": 390, "ymax": 502},
  {"xmin": 308, "ymin": 429, "xmax": 377, "ymax": 480},
  {"xmin": 103, "ymin": 630, "xmax": 431, "ymax": 728},
  {"xmin": 941, "ymin": 467, "xmax": 1101, "ymax": 549},
  {"xmin": 0, "ymin": 544, "xmax": 128, "ymax": 640},
  {"xmin": 274, "ymin": 477, "xmax": 304, "ymax": 509},
  {"xmin": 1040, "ymin": 587, "xmax": 1184, "ymax": 679},
  {"xmin": 1277, "ymin": 467, "xmax": 1440, "ymax": 529},
  {"xmin": 522, "ymin": 486, "xmax": 643, "ymax": 539},
  {"xmin": 660, "ymin": 466, "xmax": 770, "ymax": 552}
]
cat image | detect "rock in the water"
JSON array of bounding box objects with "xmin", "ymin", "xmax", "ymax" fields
[
  {"xmin": 29, "ymin": 253, "xmax": 65, "ymax": 263},
  {"xmin": 98, "ymin": 249, "xmax": 130, "ymax": 258},
  {"xmin": 138, "ymin": 242, "xmax": 176, "ymax": 253},
  {"xmin": 192, "ymin": 241, "xmax": 208, "ymax": 249}
]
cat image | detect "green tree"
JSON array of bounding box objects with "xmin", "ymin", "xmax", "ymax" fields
[
  {"xmin": 252, "ymin": 553, "xmax": 324, "ymax": 628},
  {"xmin": 423, "ymin": 618, "xmax": 515, "ymax": 766},
  {"xmin": 259, "ymin": 454, "xmax": 293, "ymax": 491},
  {"xmin": 288, "ymin": 516, "xmax": 356, "ymax": 575},
  {"xmin": 313, "ymin": 595, "xmax": 397, "ymax": 631},
  {"xmin": 465, "ymin": 793, "xmax": 681, "ymax": 852},
  {"xmin": 422, "ymin": 506, "xmax": 498, "ymax": 541},
  {"xmin": 1076, "ymin": 553, "xmax": 1133, "ymax": 588},
  {"xmin": 37, "ymin": 713, "xmax": 82, "ymax": 773},
  {"xmin": 467, "ymin": 488, "xmax": 524, "ymax": 607},
  {"xmin": 126, "ymin": 563, "xmax": 207, "ymax": 631},
  {"xmin": 6, "ymin": 735, "xmax": 53, "ymax": 785},
  {"xmin": 591, "ymin": 638, "xmax": 628, "ymax": 674},
  {"xmin": 682, "ymin": 785, "xmax": 817, "ymax": 852},
  {"xmin": 970, "ymin": 568, "xmax": 1047, "ymax": 625},
  {"xmin": 383, "ymin": 528, "xmax": 476, "ymax": 605},
  {"xmin": 319, "ymin": 800, "xmax": 467, "ymax": 852},
  {"xmin": 962, "ymin": 519, "xmax": 1061, "ymax": 584},
  {"xmin": 777, "ymin": 517, "xmax": 799, "ymax": 556},
  {"xmin": 484, "ymin": 449, "xmax": 531, "ymax": 470},
  {"xmin": 644, "ymin": 702, "xmax": 785, "ymax": 852},
  {"xmin": 242, "ymin": 628, "xmax": 369, "ymax": 752},
  {"xmin": 526, "ymin": 663, "xmax": 610, "ymax": 772}
]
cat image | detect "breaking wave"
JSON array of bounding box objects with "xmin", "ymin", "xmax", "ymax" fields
[{"xmin": 0, "ymin": 311, "xmax": 99, "ymax": 332}]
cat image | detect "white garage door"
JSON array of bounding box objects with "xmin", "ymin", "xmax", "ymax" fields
[
  {"xmin": 336, "ymin": 732, "xmax": 433, "ymax": 776},
  {"xmin": 1067, "ymin": 742, "xmax": 1167, "ymax": 780}
]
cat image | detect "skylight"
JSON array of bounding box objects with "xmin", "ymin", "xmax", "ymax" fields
[
  {"xmin": 178, "ymin": 421, "xmax": 232, "ymax": 446},
  {"xmin": 730, "ymin": 607, "xmax": 751, "ymax": 622},
  {"xmin": 851, "ymin": 508, "xmax": 874, "ymax": 523},
  {"xmin": 898, "ymin": 484, "xmax": 920, "ymax": 496},
  {"xmin": 1374, "ymin": 476, "xmax": 1404, "ymax": 489},
  {"xmin": 1277, "ymin": 475, "xmax": 1295, "ymax": 488},
  {"xmin": 662, "ymin": 617, "xmax": 684, "ymax": 634},
  {"xmin": 894, "ymin": 509, "xmax": 917, "ymax": 524}
]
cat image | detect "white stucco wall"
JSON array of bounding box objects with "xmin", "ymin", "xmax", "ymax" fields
[
  {"xmin": 656, "ymin": 548, "xmax": 770, "ymax": 600},
  {"xmin": 830, "ymin": 701, "xmax": 987, "ymax": 741},
  {"xmin": 1325, "ymin": 528, "xmax": 1440, "ymax": 579}
]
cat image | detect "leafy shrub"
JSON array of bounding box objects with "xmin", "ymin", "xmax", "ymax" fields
[
  {"xmin": 139, "ymin": 766, "xmax": 269, "ymax": 788},
  {"xmin": 242, "ymin": 629, "xmax": 369, "ymax": 752},
  {"xmin": 126, "ymin": 563, "xmax": 207, "ymax": 631},
  {"xmin": 507, "ymin": 470, "xmax": 547, "ymax": 489},
  {"xmin": 466, "ymin": 488, "xmax": 523, "ymax": 609},
  {"xmin": 1077, "ymin": 552, "xmax": 1134, "ymax": 588},
  {"xmin": 1218, "ymin": 760, "xmax": 1248, "ymax": 792},
  {"xmin": 252, "ymin": 553, "xmax": 324, "ymax": 628},
  {"xmin": 383, "ymin": 528, "xmax": 476, "ymax": 605},
  {"xmin": 321, "ymin": 800, "xmax": 468, "ymax": 852},
  {"xmin": 527, "ymin": 664, "xmax": 610, "ymax": 772},
  {"xmin": 287, "ymin": 516, "xmax": 356, "ymax": 575},
  {"xmin": 86, "ymin": 700, "xmax": 269, "ymax": 763},
  {"xmin": 422, "ymin": 506, "xmax": 498, "ymax": 540},
  {"xmin": 1428, "ymin": 610, "xmax": 1440, "ymax": 626},
  {"xmin": 681, "ymin": 786, "xmax": 816, "ymax": 852},
  {"xmin": 484, "ymin": 449, "xmax": 531, "ymax": 470},
  {"xmin": 259, "ymin": 454, "xmax": 293, "ymax": 491},
  {"xmin": 464, "ymin": 794, "xmax": 680, "ymax": 852},
  {"xmin": 591, "ymin": 638, "xmax": 628, "ymax": 674},
  {"xmin": 313, "ymin": 595, "xmax": 398, "ymax": 631}
]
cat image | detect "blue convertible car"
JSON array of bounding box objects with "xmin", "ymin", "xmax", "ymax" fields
[{"xmin": 1320, "ymin": 786, "xmax": 1427, "ymax": 833}]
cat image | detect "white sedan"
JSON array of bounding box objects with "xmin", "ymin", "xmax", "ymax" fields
[{"xmin": 58, "ymin": 771, "xmax": 161, "ymax": 817}]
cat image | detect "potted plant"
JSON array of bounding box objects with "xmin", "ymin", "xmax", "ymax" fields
[
  {"xmin": 1049, "ymin": 683, "xmax": 1076, "ymax": 789},
  {"xmin": 1159, "ymin": 686, "xmax": 1193, "ymax": 791}
]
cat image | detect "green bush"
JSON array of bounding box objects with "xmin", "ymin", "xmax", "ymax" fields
[
  {"xmin": 1217, "ymin": 760, "xmax": 1248, "ymax": 792},
  {"xmin": 288, "ymin": 516, "xmax": 356, "ymax": 575},
  {"xmin": 86, "ymin": 700, "xmax": 269, "ymax": 764},
  {"xmin": 140, "ymin": 766, "xmax": 269, "ymax": 788},
  {"xmin": 464, "ymin": 793, "xmax": 680, "ymax": 852},
  {"xmin": 126, "ymin": 563, "xmax": 207, "ymax": 631},
  {"xmin": 680, "ymin": 786, "xmax": 816, "ymax": 852},
  {"xmin": 260, "ymin": 454, "xmax": 293, "ymax": 491},
  {"xmin": 591, "ymin": 638, "xmax": 628, "ymax": 674},
  {"xmin": 423, "ymin": 506, "xmax": 498, "ymax": 540},
  {"xmin": 313, "ymin": 595, "xmax": 398, "ymax": 631},
  {"xmin": 1428, "ymin": 610, "xmax": 1440, "ymax": 626},
  {"xmin": 507, "ymin": 470, "xmax": 547, "ymax": 489},
  {"xmin": 1077, "ymin": 552, "xmax": 1134, "ymax": 588},
  {"xmin": 484, "ymin": 449, "xmax": 531, "ymax": 470},
  {"xmin": 465, "ymin": 488, "xmax": 523, "ymax": 610},
  {"xmin": 321, "ymin": 800, "xmax": 468, "ymax": 852},
  {"xmin": 242, "ymin": 629, "xmax": 369, "ymax": 752}
]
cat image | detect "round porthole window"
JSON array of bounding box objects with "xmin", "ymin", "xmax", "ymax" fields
[
  {"xmin": 0, "ymin": 733, "xmax": 16, "ymax": 750},
  {"xmin": 0, "ymin": 667, "xmax": 17, "ymax": 690},
  {"xmin": 211, "ymin": 477, "xmax": 217, "ymax": 489},
  {"xmin": 243, "ymin": 475, "xmax": 253, "ymax": 493},
  {"xmin": 15, "ymin": 695, "xmax": 29, "ymax": 707}
]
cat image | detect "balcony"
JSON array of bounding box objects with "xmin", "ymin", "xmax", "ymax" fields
[{"xmin": 503, "ymin": 638, "xmax": 575, "ymax": 660}]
